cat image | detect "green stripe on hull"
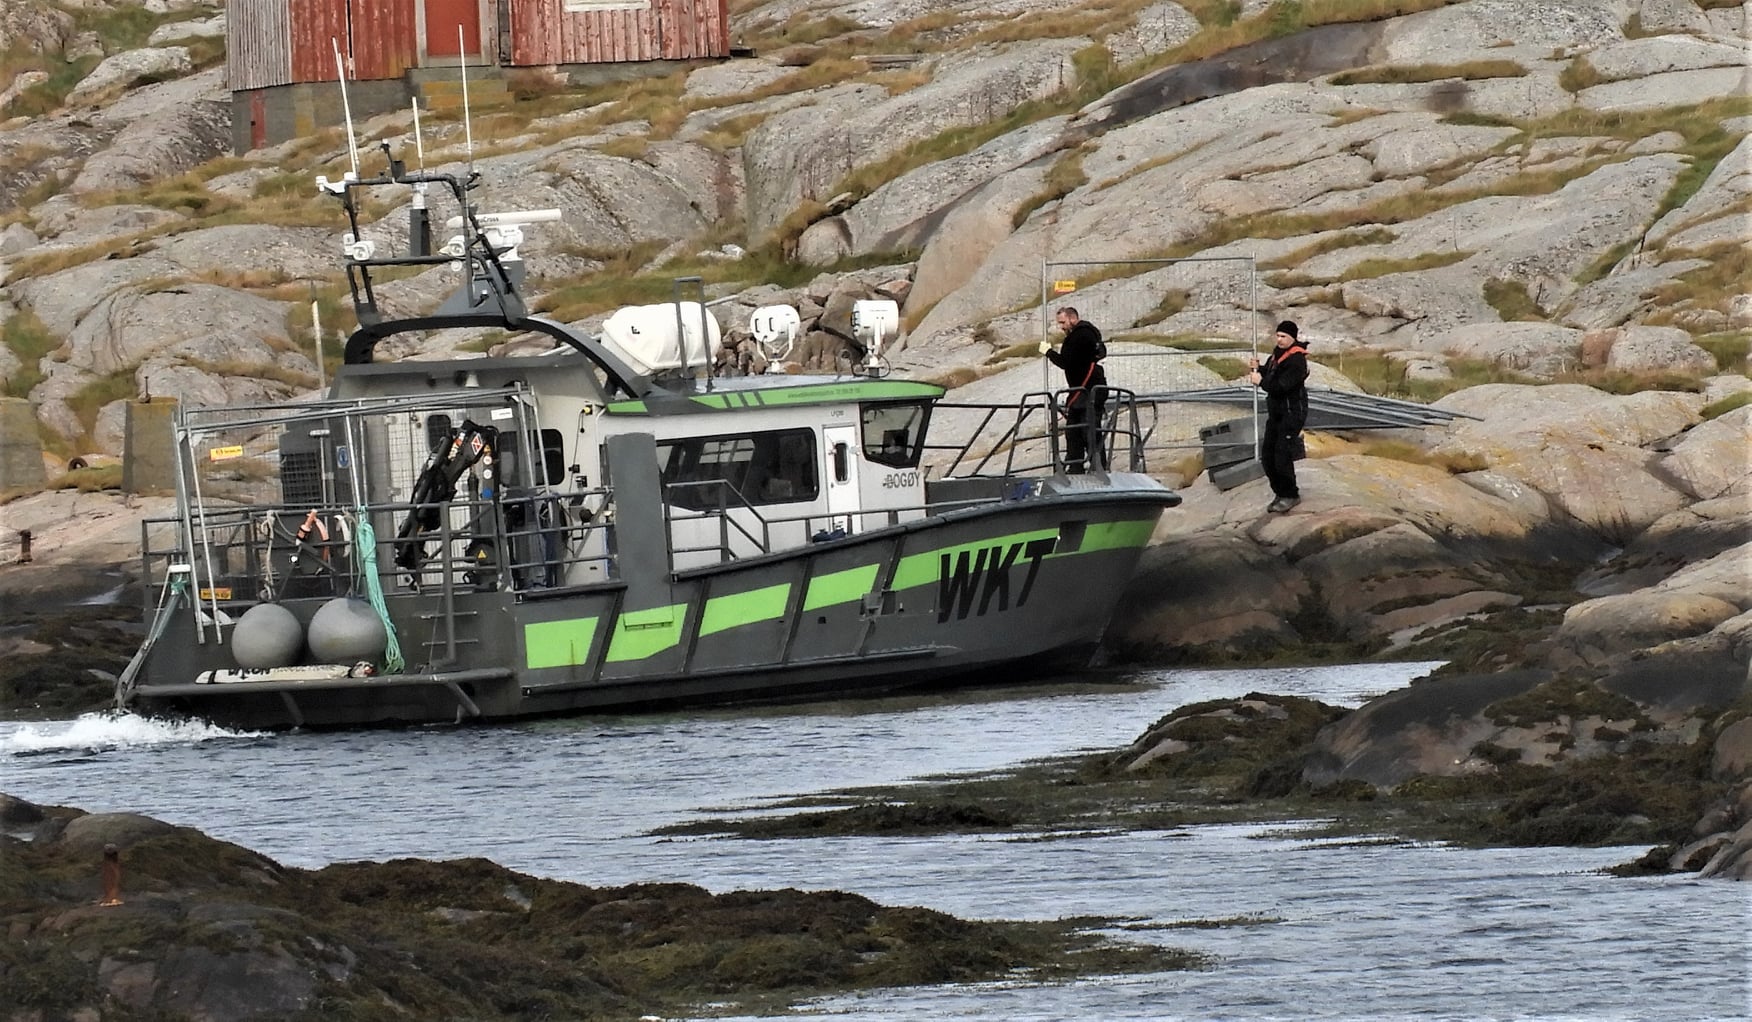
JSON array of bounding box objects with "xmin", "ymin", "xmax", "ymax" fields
[
  {"xmin": 535, "ymin": 516, "xmax": 1160, "ymax": 667},
  {"xmin": 605, "ymin": 604, "xmax": 688, "ymax": 663},
  {"xmin": 891, "ymin": 528, "xmax": 1060, "ymax": 592},
  {"xmin": 524, "ymin": 618, "xmax": 599, "ymax": 669},
  {"xmin": 699, "ymin": 583, "xmax": 791, "ymax": 637},
  {"xmin": 1068, "ymin": 518, "xmax": 1157, "ymax": 554},
  {"xmin": 802, "ymin": 565, "xmax": 880, "ymax": 612}
]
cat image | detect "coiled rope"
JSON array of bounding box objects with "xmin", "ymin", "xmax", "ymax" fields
[{"xmin": 353, "ymin": 515, "xmax": 405, "ymax": 674}]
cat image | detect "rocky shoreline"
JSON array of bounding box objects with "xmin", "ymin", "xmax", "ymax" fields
[
  {"xmin": 657, "ymin": 683, "xmax": 1751, "ymax": 880},
  {"xmin": 0, "ymin": 793, "xmax": 1202, "ymax": 1020}
]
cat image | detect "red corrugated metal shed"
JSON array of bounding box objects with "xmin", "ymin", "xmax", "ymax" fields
[
  {"xmin": 347, "ymin": 0, "xmax": 419, "ymax": 77},
  {"xmin": 227, "ymin": 0, "xmax": 293, "ymax": 90},
  {"xmin": 286, "ymin": 0, "xmax": 418, "ymax": 82},
  {"xmin": 507, "ymin": 0, "xmax": 728, "ymax": 65},
  {"xmin": 288, "ymin": 0, "xmax": 350, "ymax": 82},
  {"xmin": 230, "ymin": 0, "xmax": 730, "ymax": 90}
]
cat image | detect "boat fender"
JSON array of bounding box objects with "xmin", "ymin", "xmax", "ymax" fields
[
  {"xmin": 308, "ymin": 596, "xmax": 389, "ymax": 664},
  {"xmin": 232, "ymin": 602, "xmax": 304, "ymax": 669}
]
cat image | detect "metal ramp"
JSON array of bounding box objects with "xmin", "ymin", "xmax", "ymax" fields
[{"xmin": 1134, "ymin": 386, "xmax": 1476, "ymax": 490}]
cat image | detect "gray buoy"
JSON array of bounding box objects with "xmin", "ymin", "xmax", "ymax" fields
[
  {"xmin": 233, "ymin": 603, "xmax": 303, "ymax": 669},
  {"xmin": 307, "ymin": 597, "xmax": 388, "ymax": 664}
]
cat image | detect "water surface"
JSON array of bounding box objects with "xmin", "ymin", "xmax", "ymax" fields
[{"xmin": 3, "ymin": 661, "xmax": 1743, "ymax": 1020}]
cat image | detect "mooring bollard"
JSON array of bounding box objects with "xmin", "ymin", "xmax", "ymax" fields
[
  {"xmin": 17, "ymin": 529, "xmax": 30, "ymax": 564},
  {"xmin": 99, "ymin": 843, "xmax": 123, "ymax": 907}
]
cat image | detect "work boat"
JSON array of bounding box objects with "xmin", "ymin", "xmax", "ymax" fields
[{"xmin": 117, "ymin": 163, "xmax": 1180, "ymax": 729}]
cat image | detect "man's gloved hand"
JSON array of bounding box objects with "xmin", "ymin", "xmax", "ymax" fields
[{"xmin": 1038, "ymin": 340, "xmax": 1053, "ymax": 355}]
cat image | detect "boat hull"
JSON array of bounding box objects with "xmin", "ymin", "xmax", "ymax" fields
[{"xmin": 128, "ymin": 488, "xmax": 1172, "ymax": 729}]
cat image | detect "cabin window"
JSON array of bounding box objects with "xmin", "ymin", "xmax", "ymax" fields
[
  {"xmin": 832, "ymin": 442, "xmax": 850, "ymax": 483},
  {"xmin": 860, "ymin": 401, "xmax": 930, "ymax": 468},
  {"xmin": 659, "ymin": 428, "xmax": 819, "ymax": 509},
  {"xmin": 426, "ymin": 414, "xmax": 453, "ymax": 451},
  {"xmin": 501, "ymin": 429, "xmax": 566, "ymax": 487}
]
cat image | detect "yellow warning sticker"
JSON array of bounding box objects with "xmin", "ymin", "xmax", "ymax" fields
[
  {"xmin": 208, "ymin": 445, "xmax": 244, "ymax": 461},
  {"xmin": 198, "ymin": 587, "xmax": 233, "ymax": 601},
  {"xmin": 1051, "ymin": 280, "xmax": 1078, "ymax": 294}
]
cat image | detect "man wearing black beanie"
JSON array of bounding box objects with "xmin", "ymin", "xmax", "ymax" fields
[{"xmin": 1246, "ymin": 320, "xmax": 1309, "ymax": 512}]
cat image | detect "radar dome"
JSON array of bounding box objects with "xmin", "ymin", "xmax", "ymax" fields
[
  {"xmin": 233, "ymin": 603, "xmax": 304, "ymax": 669},
  {"xmin": 308, "ymin": 597, "xmax": 388, "ymax": 664}
]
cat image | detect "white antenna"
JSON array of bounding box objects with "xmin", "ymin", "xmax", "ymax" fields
[
  {"xmin": 410, "ymin": 97, "xmax": 426, "ymax": 172},
  {"xmin": 332, "ymin": 38, "xmax": 359, "ymax": 178},
  {"xmin": 409, "ymin": 97, "xmax": 431, "ymax": 256},
  {"xmin": 459, "ymin": 27, "xmax": 474, "ymax": 175},
  {"xmin": 310, "ymin": 299, "xmax": 327, "ymax": 392}
]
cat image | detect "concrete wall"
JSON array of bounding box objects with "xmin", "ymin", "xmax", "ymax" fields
[
  {"xmin": 232, "ymin": 79, "xmax": 411, "ymax": 153},
  {"xmin": 0, "ymin": 398, "xmax": 46, "ymax": 491},
  {"xmin": 122, "ymin": 400, "xmax": 178, "ymax": 496}
]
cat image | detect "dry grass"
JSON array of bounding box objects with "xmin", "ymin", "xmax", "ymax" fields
[
  {"xmin": 1314, "ymin": 350, "xmax": 1532, "ymax": 401},
  {"xmin": 1, "ymin": 309, "xmax": 59, "ymax": 399},
  {"xmin": 1335, "ymin": 249, "xmax": 1470, "ymax": 282},
  {"xmin": 962, "ymin": 0, "xmax": 1156, "ymax": 47},
  {"xmin": 1259, "ymin": 228, "xmax": 1397, "ymax": 270},
  {"xmin": 1356, "ymin": 438, "xmax": 1488, "ymax": 473},
  {"xmin": 693, "ymin": 112, "xmax": 772, "ymax": 152},
  {"xmin": 1558, "ymin": 56, "xmax": 1604, "ymax": 93},
  {"xmin": 1694, "ymin": 331, "xmax": 1751, "ymax": 375},
  {"xmin": 64, "ymin": 372, "xmax": 139, "ymax": 442},
  {"xmin": 8, "ymin": 236, "xmax": 151, "ymax": 281},
  {"xmin": 1011, "ymin": 148, "xmax": 1090, "ymax": 229},
  {"xmin": 1700, "ymin": 391, "xmax": 1752, "ymax": 420},
  {"xmin": 1553, "ymin": 367, "xmax": 1708, "ymax": 395},
  {"xmin": 1483, "ymin": 278, "xmax": 1545, "ymax": 321},
  {"xmin": 1330, "ymin": 60, "xmax": 1526, "ymax": 85},
  {"xmin": 43, "ymin": 464, "xmax": 125, "ymax": 494},
  {"xmin": 1327, "ymin": 107, "xmax": 1390, "ymax": 126},
  {"xmin": 1645, "ymin": 241, "xmax": 1750, "ymax": 318},
  {"xmin": 1572, "ymin": 240, "xmax": 1636, "ymax": 288},
  {"xmin": 597, "ymin": 135, "xmax": 651, "ymax": 161},
  {"xmin": 182, "ymin": 358, "xmax": 320, "ymax": 391}
]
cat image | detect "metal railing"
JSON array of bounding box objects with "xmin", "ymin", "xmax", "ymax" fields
[{"xmin": 926, "ymin": 387, "xmax": 1148, "ymax": 478}]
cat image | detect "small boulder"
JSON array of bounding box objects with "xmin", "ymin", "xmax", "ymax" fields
[
  {"xmin": 1604, "ymin": 325, "xmax": 1717, "ymax": 375},
  {"xmin": 57, "ymin": 812, "xmax": 175, "ymax": 854},
  {"xmin": 1553, "ymin": 591, "xmax": 1743, "ymax": 667},
  {"xmin": 67, "ymin": 47, "xmax": 193, "ymax": 104},
  {"xmin": 1715, "ymin": 718, "xmax": 1752, "ymax": 781}
]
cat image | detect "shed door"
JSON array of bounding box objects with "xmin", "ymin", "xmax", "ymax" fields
[{"xmin": 424, "ymin": 0, "xmax": 482, "ymax": 58}]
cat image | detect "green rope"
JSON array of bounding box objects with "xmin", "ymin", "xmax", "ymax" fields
[{"xmin": 354, "ymin": 517, "xmax": 406, "ymax": 674}]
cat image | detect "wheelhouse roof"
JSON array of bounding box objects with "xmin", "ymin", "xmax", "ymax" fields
[{"xmin": 604, "ymin": 377, "xmax": 945, "ymax": 416}]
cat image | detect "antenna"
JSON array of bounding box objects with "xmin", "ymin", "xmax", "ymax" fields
[
  {"xmin": 410, "ymin": 97, "xmax": 426, "ymax": 172},
  {"xmin": 459, "ymin": 27, "xmax": 474, "ymax": 178},
  {"xmin": 309, "ymin": 290, "xmax": 327, "ymax": 392},
  {"xmin": 408, "ymin": 98, "xmax": 431, "ymax": 257},
  {"xmin": 332, "ymin": 37, "xmax": 360, "ymax": 178}
]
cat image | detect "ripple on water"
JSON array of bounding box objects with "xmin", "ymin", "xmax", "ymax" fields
[{"xmin": 1, "ymin": 663, "xmax": 1745, "ymax": 1021}]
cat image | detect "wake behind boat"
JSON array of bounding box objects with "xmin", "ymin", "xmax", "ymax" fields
[{"xmin": 113, "ymin": 149, "xmax": 1179, "ymax": 729}]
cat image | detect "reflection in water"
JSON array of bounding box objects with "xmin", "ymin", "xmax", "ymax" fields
[{"xmin": 4, "ymin": 661, "xmax": 1744, "ymax": 1020}]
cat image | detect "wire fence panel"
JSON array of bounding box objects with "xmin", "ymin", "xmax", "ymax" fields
[{"xmin": 1041, "ymin": 256, "xmax": 1265, "ymax": 458}]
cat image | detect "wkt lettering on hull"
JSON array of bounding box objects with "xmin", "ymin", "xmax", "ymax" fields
[{"xmin": 937, "ymin": 538, "xmax": 1057, "ymax": 622}]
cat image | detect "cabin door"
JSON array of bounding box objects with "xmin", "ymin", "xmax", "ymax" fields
[
  {"xmin": 824, "ymin": 425, "xmax": 861, "ymax": 535},
  {"xmin": 423, "ymin": 0, "xmax": 484, "ymax": 61}
]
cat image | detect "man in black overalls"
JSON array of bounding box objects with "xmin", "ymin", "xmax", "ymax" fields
[
  {"xmin": 1041, "ymin": 306, "xmax": 1105, "ymax": 474},
  {"xmin": 1246, "ymin": 320, "xmax": 1309, "ymax": 512}
]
